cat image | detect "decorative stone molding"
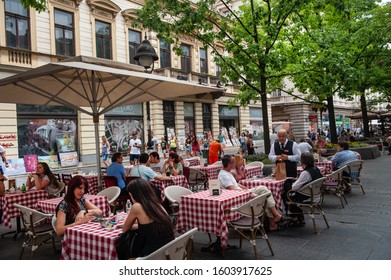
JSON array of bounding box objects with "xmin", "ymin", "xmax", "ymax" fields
[
  {"xmin": 127, "ymin": 0, "xmax": 146, "ymax": 5},
  {"xmin": 87, "ymin": 0, "xmax": 121, "ymax": 20},
  {"xmin": 122, "ymin": 8, "xmax": 138, "ymax": 25},
  {"xmin": 49, "ymin": 0, "xmax": 82, "ymax": 8}
]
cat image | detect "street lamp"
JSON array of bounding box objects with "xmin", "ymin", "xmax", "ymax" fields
[
  {"xmin": 134, "ymin": 35, "xmax": 159, "ymax": 73},
  {"xmin": 134, "ymin": 34, "xmax": 159, "ymax": 142}
]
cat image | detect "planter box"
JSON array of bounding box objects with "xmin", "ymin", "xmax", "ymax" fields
[{"xmin": 326, "ymin": 145, "xmax": 380, "ymax": 160}]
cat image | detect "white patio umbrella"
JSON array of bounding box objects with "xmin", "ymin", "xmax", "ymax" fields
[{"xmin": 0, "ymin": 56, "xmax": 223, "ymax": 189}]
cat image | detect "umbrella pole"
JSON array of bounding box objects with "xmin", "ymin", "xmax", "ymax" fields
[{"xmin": 94, "ymin": 116, "xmax": 103, "ymax": 191}]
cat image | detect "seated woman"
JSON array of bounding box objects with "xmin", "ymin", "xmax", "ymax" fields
[
  {"xmin": 26, "ymin": 162, "xmax": 60, "ymax": 198},
  {"xmin": 231, "ymin": 154, "xmax": 247, "ymax": 182},
  {"xmin": 286, "ymin": 153, "xmax": 323, "ymax": 226},
  {"xmin": 55, "ymin": 176, "xmax": 102, "ymax": 236},
  {"xmin": 162, "ymin": 152, "xmax": 183, "ymax": 176},
  {"xmin": 122, "ymin": 178, "xmax": 175, "ymax": 257}
]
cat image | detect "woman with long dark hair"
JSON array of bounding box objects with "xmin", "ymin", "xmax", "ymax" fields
[
  {"xmin": 26, "ymin": 161, "xmax": 60, "ymax": 197},
  {"xmin": 122, "ymin": 178, "xmax": 174, "ymax": 257},
  {"xmin": 55, "ymin": 175, "xmax": 102, "ymax": 236}
]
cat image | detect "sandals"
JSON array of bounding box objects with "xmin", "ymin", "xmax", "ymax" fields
[{"xmin": 276, "ymin": 216, "xmax": 292, "ymax": 227}]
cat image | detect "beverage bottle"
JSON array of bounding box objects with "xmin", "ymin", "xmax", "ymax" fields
[
  {"xmin": 126, "ymin": 199, "xmax": 132, "ymax": 213},
  {"xmin": 21, "ymin": 183, "xmax": 26, "ymax": 193}
]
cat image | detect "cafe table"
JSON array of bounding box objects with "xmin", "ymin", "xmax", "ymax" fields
[
  {"xmin": 190, "ymin": 164, "xmax": 221, "ymax": 179},
  {"xmin": 1, "ymin": 189, "xmax": 49, "ymax": 228},
  {"xmin": 315, "ymin": 161, "xmax": 333, "ymax": 175},
  {"xmin": 244, "ymin": 165, "xmax": 263, "ymax": 178},
  {"xmin": 36, "ymin": 194, "xmax": 111, "ymax": 217},
  {"xmin": 150, "ymin": 175, "xmax": 190, "ymax": 201},
  {"xmin": 176, "ymin": 189, "xmax": 252, "ymax": 249},
  {"xmin": 83, "ymin": 175, "xmax": 107, "ymax": 195},
  {"xmin": 61, "ymin": 217, "xmax": 125, "ymax": 260},
  {"xmin": 297, "ymin": 166, "xmax": 326, "ymax": 177},
  {"xmin": 239, "ymin": 178, "xmax": 285, "ymax": 211},
  {"xmin": 185, "ymin": 157, "xmax": 201, "ymax": 167}
]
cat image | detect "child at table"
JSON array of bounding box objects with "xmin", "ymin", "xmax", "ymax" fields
[
  {"xmin": 121, "ymin": 178, "xmax": 174, "ymax": 258},
  {"xmin": 55, "ymin": 176, "xmax": 102, "ymax": 236}
]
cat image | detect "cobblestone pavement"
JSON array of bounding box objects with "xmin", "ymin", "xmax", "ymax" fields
[{"xmin": 1, "ymin": 154, "xmax": 390, "ymax": 260}]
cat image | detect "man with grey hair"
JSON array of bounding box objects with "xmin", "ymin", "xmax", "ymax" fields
[{"xmin": 268, "ymin": 129, "xmax": 301, "ymax": 178}]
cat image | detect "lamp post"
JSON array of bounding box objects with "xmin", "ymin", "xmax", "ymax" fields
[
  {"xmin": 134, "ymin": 34, "xmax": 159, "ymax": 141},
  {"xmin": 134, "ymin": 35, "xmax": 159, "ymax": 74}
]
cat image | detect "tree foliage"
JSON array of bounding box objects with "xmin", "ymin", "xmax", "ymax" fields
[{"xmin": 135, "ymin": 0, "xmax": 307, "ymax": 153}]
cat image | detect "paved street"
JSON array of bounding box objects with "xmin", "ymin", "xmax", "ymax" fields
[{"xmin": 1, "ymin": 154, "xmax": 390, "ymax": 260}]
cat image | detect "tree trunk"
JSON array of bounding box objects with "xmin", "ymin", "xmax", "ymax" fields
[
  {"xmin": 260, "ymin": 76, "xmax": 271, "ymax": 154},
  {"xmin": 360, "ymin": 93, "xmax": 370, "ymax": 138},
  {"xmin": 327, "ymin": 95, "xmax": 338, "ymax": 144}
]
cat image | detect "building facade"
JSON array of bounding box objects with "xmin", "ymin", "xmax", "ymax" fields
[{"xmin": 0, "ymin": 0, "xmax": 267, "ymax": 166}]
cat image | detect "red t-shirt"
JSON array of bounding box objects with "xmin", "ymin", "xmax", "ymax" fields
[{"xmin": 209, "ymin": 141, "xmax": 222, "ymax": 157}]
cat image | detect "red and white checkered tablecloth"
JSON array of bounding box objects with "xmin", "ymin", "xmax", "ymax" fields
[
  {"xmin": 315, "ymin": 161, "xmax": 333, "ymax": 175},
  {"xmin": 239, "ymin": 178, "xmax": 285, "ymax": 211},
  {"xmin": 191, "ymin": 165, "xmax": 221, "ymax": 179},
  {"xmin": 36, "ymin": 194, "xmax": 111, "ymax": 217},
  {"xmin": 1, "ymin": 190, "xmax": 49, "ymax": 228},
  {"xmin": 244, "ymin": 166, "xmax": 263, "ymax": 178},
  {"xmin": 150, "ymin": 175, "xmax": 190, "ymax": 201},
  {"xmin": 185, "ymin": 157, "xmax": 200, "ymax": 167},
  {"xmin": 297, "ymin": 166, "xmax": 326, "ymax": 177},
  {"xmin": 83, "ymin": 175, "xmax": 107, "ymax": 195},
  {"xmin": 177, "ymin": 189, "xmax": 252, "ymax": 248},
  {"xmin": 61, "ymin": 221, "xmax": 122, "ymax": 260}
]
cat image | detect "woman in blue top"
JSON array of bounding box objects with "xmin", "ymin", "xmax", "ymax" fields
[
  {"xmin": 101, "ymin": 135, "xmax": 111, "ymax": 167},
  {"xmin": 122, "ymin": 178, "xmax": 174, "ymax": 257},
  {"xmin": 55, "ymin": 176, "xmax": 102, "ymax": 236}
]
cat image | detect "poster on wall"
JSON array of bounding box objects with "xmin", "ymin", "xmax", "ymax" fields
[
  {"xmin": 221, "ymin": 127, "xmax": 233, "ymax": 147},
  {"xmin": 177, "ymin": 129, "xmax": 185, "ymax": 151},
  {"xmin": 18, "ymin": 118, "xmax": 77, "ymax": 157},
  {"xmin": 104, "ymin": 119, "xmax": 143, "ymax": 153},
  {"xmin": 4, "ymin": 158, "xmax": 26, "ymax": 175},
  {"xmin": 59, "ymin": 151, "xmax": 79, "ymax": 167},
  {"xmin": 56, "ymin": 137, "xmax": 76, "ymax": 153},
  {"xmin": 229, "ymin": 126, "xmax": 240, "ymax": 146},
  {"xmin": 38, "ymin": 155, "xmax": 59, "ymax": 170},
  {"xmin": 24, "ymin": 154, "xmax": 38, "ymax": 172}
]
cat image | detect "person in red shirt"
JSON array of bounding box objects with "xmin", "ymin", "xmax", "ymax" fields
[{"xmin": 208, "ymin": 139, "xmax": 224, "ymax": 164}]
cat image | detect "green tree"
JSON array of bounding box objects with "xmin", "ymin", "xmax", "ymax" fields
[
  {"xmin": 288, "ymin": 0, "xmax": 390, "ymax": 141},
  {"xmin": 134, "ymin": 0, "xmax": 306, "ymax": 154}
]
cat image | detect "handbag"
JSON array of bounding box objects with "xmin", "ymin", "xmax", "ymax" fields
[
  {"xmin": 115, "ymin": 230, "xmax": 145, "ymax": 259},
  {"xmin": 275, "ymin": 161, "xmax": 287, "ymax": 180}
]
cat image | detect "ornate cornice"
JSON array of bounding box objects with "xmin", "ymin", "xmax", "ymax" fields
[{"xmin": 87, "ymin": 0, "xmax": 121, "ymax": 20}]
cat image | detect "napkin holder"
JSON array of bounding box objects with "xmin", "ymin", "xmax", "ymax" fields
[{"xmin": 208, "ymin": 179, "xmax": 221, "ymax": 196}]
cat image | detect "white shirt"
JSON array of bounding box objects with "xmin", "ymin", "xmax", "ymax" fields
[
  {"xmin": 218, "ymin": 169, "xmax": 240, "ymax": 190},
  {"xmin": 298, "ymin": 142, "xmax": 313, "ymax": 154},
  {"xmin": 128, "ymin": 138, "xmax": 142, "ymax": 155},
  {"xmin": 268, "ymin": 140, "xmax": 301, "ymax": 163},
  {"xmin": 150, "ymin": 159, "xmax": 165, "ymax": 172}
]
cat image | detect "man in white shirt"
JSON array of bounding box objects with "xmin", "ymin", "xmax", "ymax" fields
[
  {"xmin": 298, "ymin": 138, "xmax": 313, "ymax": 154},
  {"xmin": 218, "ymin": 155, "xmax": 288, "ymax": 231},
  {"xmin": 148, "ymin": 151, "xmax": 165, "ymax": 173},
  {"xmin": 268, "ymin": 129, "xmax": 301, "ymax": 178},
  {"xmin": 127, "ymin": 133, "xmax": 142, "ymax": 164}
]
